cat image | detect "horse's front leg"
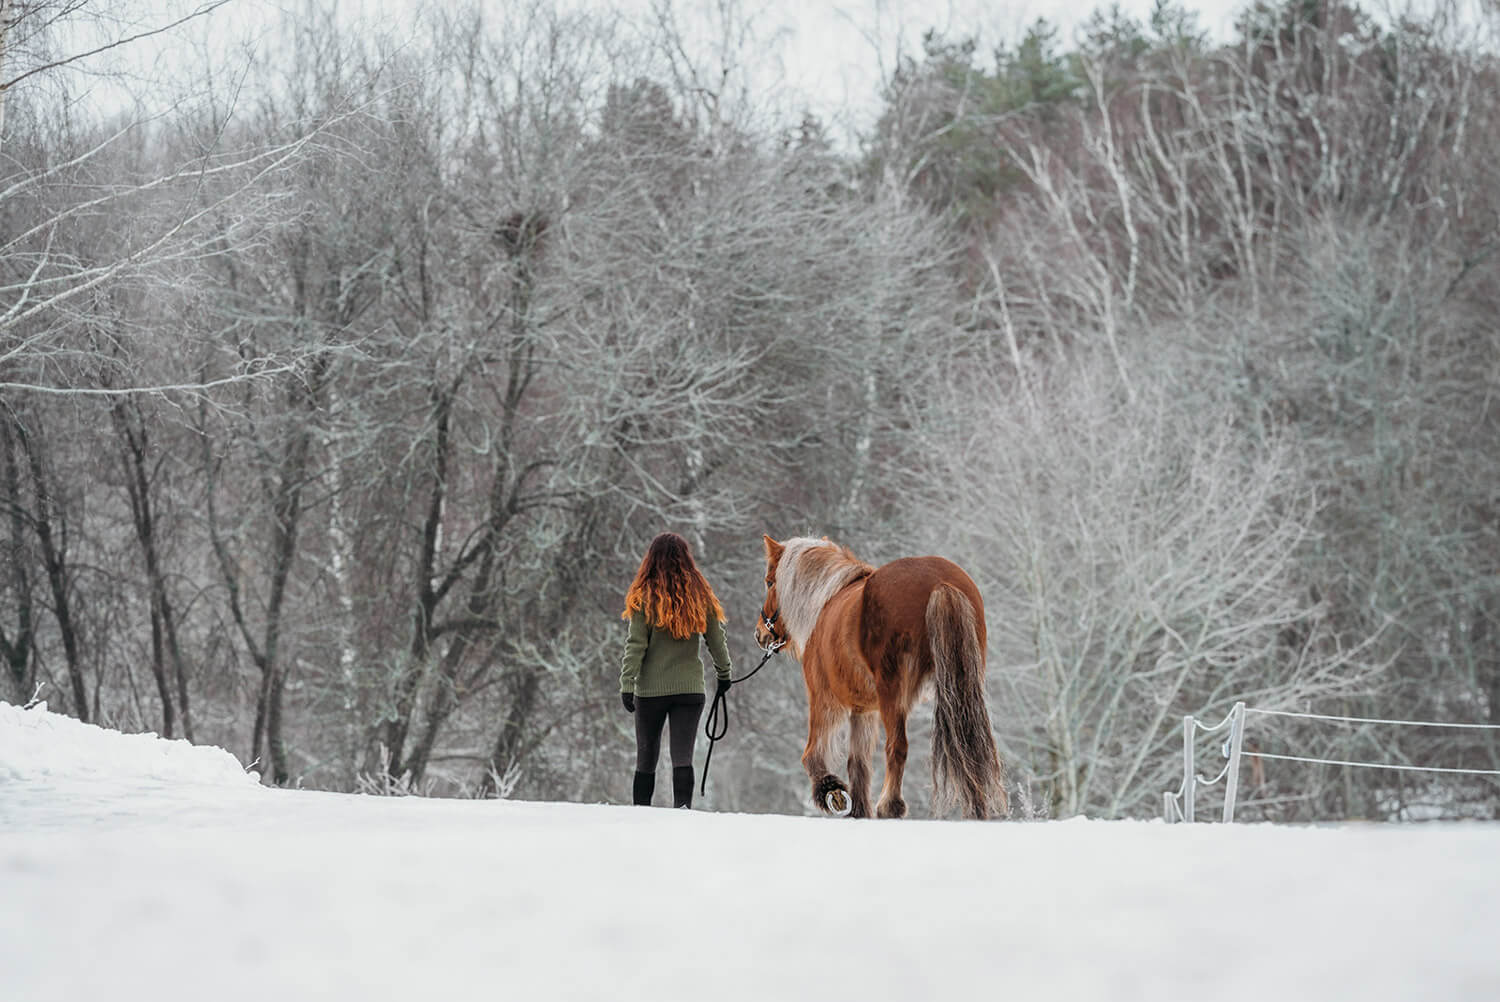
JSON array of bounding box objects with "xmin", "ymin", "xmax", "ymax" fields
[
  {"xmin": 801, "ymin": 693, "xmax": 853, "ymax": 816},
  {"xmin": 876, "ymin": 701, "xmax": 910, "ymax": 819}
]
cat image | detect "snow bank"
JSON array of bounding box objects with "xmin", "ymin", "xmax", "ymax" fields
[
  {"xmin": 2, "ymin": 700, "xmax": 1499, "ymax": 1002},
  {"xmin": 0, "ymin": 700, "xmax": 258, "ymax": 787}
]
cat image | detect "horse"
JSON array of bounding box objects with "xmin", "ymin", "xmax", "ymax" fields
[{"xmin": 754, "ymin": 534, "xmax": 1008, "ymax": 820}]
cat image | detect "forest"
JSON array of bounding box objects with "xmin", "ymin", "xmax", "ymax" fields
[{"xmin": 2, "ymin": 0, "xmax": 1497, "ymax": 820}]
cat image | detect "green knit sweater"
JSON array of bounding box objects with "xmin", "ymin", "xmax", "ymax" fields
[{"xmin": 619, "ymin": 609, "xmax": 733, "ymax": 698}]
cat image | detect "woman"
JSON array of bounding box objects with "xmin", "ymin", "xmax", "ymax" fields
[{"xmin": 620, "ymin": 532, "xmax": 733, "ymax": 808}]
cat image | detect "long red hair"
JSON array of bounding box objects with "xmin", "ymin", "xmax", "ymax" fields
[{"xmin": 622, "ymin": 532, "xmax": 726, "ymax": 639}]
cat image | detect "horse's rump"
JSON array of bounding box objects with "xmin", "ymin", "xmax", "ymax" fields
[{"xmin": 859, "ymin": 556, "xmax": 986, "ymax": 663}]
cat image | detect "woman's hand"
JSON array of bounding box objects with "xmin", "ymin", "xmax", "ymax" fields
[{"xmin": 621, "ymin": 692, "xmax": 636, "ymax": 713}]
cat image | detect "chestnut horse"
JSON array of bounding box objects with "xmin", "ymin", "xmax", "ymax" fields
[{"xmin": 755, "ymin": 535, "xmax": 1008, "ymax": 820}]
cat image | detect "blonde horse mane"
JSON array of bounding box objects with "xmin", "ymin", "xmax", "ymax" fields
[{"xmin": 774, "ymin": 537, "xmax": 874, "ymax": 655}]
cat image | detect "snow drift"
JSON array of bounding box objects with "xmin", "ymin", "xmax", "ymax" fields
[{"xmin": 0, "ymin": 700, "xmax": 258, "ymax": 787}]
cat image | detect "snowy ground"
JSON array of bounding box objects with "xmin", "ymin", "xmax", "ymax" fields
[{"xmin": 2, "ymin": 701, "xmax": 1498, "ymax": 1002}]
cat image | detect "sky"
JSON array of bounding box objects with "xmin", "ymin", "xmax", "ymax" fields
[
  {"xmin": 708, "ymin": 0, "xmax": 1247, "ymax": 123},
  {"xmin": 4, "ymin": 697, "xmax": 1500, "ymax": 1001},
  {"xmin": 40, "ymin": 0, "xmax": 1494, "ymax": 140},
  {"xmin": 51, "ymin": 0, "xmax": 1252, "ymax": 138}
]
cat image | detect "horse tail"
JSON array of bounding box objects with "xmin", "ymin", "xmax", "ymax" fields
[{"xmin": 927, "ymin": 584, "xmax": 1008, "ymax": 820}]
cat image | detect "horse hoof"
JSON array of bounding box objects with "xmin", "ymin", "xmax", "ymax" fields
[{"xmin": 814, "ymin": 776, "xmax": 853, "ymax": 817}]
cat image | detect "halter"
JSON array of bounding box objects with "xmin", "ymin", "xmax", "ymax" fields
[
  {"xmin": 758, "ymin": 584, "xmax": 789, "ymax": 652},
  {"xmin": 759, "ymin": 607, "xmax": 787, "ymax": 652}
]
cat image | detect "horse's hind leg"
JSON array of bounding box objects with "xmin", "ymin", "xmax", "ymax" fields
[
  {"xmin": 802, "ymin": 694, "xmax": 852, "ymax": 816},
  {"xmin": 846, "ymin": 712, "xmax": 878, "ymax": 819},
  {"xmin": 876, "ymin": 700, "xmax": 910, "ymax": 819}
]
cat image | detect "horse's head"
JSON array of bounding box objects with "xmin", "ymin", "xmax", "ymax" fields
[{"xmin": 755, "ymin": 534, "xmax": 788, "ymax": 652}]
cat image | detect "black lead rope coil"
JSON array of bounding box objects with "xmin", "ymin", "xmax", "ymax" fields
[{"xmin": 699, "ymin": 645, "xmax": 780, "ymax": 797}]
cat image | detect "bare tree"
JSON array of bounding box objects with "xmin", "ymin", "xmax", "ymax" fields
[{"xmin": 929, "ymin": 342, "xmax": 1387, "ymax": 817}]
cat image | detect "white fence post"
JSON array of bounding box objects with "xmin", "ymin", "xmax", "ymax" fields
[
  {"xmin": 1222, "ymin": 701, "xmax": 1246, "ymax": 823},
  {"xmin": 1182, "ymin": 714, "xmax": 1196, "ymax": 823}
]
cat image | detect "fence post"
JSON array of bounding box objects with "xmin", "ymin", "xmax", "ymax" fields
[
  {"xmin": 1222, "ymin": 701, "xmax": 1246, "ymax": 823},
  {"xmin": 1182, "ymin": 714, "xmax": 1196, "ymax": 823}
]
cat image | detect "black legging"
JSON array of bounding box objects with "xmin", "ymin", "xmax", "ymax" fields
[{"xmin": 634, "ymin": 693, "xmax": 706, "ymax": 772}]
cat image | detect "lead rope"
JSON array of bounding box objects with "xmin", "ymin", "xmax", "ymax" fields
[{"xmin": 700, "ymin": 638, "xmax": 784, "ymax": 797}]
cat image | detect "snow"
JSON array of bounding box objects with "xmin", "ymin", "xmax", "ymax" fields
[
  {"xmin": 2, "ymin": 701, "xmax": 1498, "ymax": 1002},
  {"xmin": 0, "ymin": 701, "xmax": 259, "ymax": 788}
]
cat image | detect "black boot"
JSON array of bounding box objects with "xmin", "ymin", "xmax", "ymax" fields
[
  {"xmin": 632, "ymin": 770, "xmax": 655, "ymax": 806},
  {"xmin": 672, "ymin": 765, "xmax": 694, "ymax": 809}
]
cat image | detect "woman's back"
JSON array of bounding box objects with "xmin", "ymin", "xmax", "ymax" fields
[{"xmin": 620, "ymin": 608, "xmax": 730, "ymax": 698}]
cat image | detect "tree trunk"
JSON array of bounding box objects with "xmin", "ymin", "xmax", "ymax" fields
[
  {"xmin": 383, "ymin": 385, "xmax": 455, "ymax": 778},
  {"xmin": 325, "ymin": 409, "xmax": 360, "ymax": 784},
  {"xmin": 488, "ymin": 669, "xmax": 541, "ymax": 792},
  {"xmin": 202, "ymin": 360, "xmax": 322, "ymax": 784},
  {"xmin": 404, "ymin": 531, "xmax": 506, "ymax": 784},
  {"xmin": 0, "ymin": 0, "xmax": 13, "ymax": 140},
  {"xmin": 113, "ymin": 399, "xmax": 193, "ymax": 739},
  {"xmin": 0, "ymin": 414, "xmax": 35, "ymax": 702},
  {"xmin": 257, "ymin": 418, "xmax": 314, "ymax": 786},
  {"xmin": 14, "ymin": 418, "xmax": 87, "ymax": 720}
]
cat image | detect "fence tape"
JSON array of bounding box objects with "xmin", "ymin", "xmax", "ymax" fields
[
  {"xmin": 1250, "ymin": 750, "xmax": 1500, "ymax": 777},
  {"xmin": 1245, "ymin": 708, "xmax": 1500, "ymax": 730}
]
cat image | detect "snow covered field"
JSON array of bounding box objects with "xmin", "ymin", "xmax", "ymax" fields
[{"xmin": 3, "ymin": 701, "xmax": 1498, "ymax": 1002}]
